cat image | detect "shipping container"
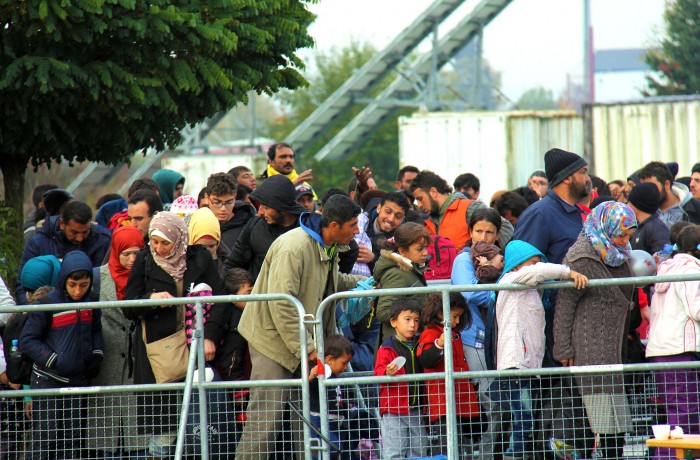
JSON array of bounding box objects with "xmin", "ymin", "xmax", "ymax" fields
[
  {"xmin": 398, "ymin": 111, "xmax": 583, "ymax": 203},
  {"xmin": 584, "ymin": 96, "xmax": 700, "ymax": 182}
]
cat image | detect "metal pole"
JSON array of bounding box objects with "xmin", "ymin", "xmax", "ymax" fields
[
  {"xmin": 583, "ymin": 0, "xmax": 592, "ymax": 103},
  {"xmin": 442, "ymin": 290, "xmax": 459, "ymax": 458},
  {"xmin": 195, "ymin": 301, "xmax": 209, "ymax": 460},
  {"xmin": 175, "ymin": 335, "xmax": 200, "ymax": 459}
]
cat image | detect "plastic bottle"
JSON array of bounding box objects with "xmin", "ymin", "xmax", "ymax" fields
[{"xmin": 7, "ymin": 339, "xmax": 22, "ymax": 379}]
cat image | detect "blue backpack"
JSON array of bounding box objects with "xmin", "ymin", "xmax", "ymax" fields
[{"xmin": 336, "ymin": 277, "xmax": 377, "ymax": 329}]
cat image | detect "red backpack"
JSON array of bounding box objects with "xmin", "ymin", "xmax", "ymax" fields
[{"xmin": 424, "ymin": 235, "xmax": 458, "ymax": 280}]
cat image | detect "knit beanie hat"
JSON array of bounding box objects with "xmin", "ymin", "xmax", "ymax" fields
[
  {"xmin": 43, "ymin": 189, "xmax": 74, "ymax": 217},
  {"xmin": 502, "ymin": 240, "xmax": 547, "ymax": 276},
  {"xmin": 250, "ymin": 175, "xmax": 306, "ymax": 215},
  {"xmin": 628, "ymin": 182, "xmax": 661, "ymax": 215},
  {"xmin": 22, "ymin": 255, "xmax": 61, "ymax": 291},
  {"xmin": 544, "ymin": 148, "xmax": 587, "ymax": 188}
]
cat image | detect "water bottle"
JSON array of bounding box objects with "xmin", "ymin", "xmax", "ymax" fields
[
  {"xmin": 7, "ymin": 339, "xmax": 22, "ymax": 381},
  {"xmin": 475, "ymin": 328, "xmax": 485, "ymax": 349}
]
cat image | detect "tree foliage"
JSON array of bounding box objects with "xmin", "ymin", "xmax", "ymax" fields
[
  {"xmin": 644, "ymin": 0, "xmax": 700, "ymax": 96},
  {"xmin": 515, "ymin": 87, "xmax": 558, "ymax": 110}
]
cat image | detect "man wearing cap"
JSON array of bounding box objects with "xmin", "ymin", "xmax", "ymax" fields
[
  {"xmin": 513, "ymin": 148, "xmax": 590, "ymax": 367},
  {"xmin": 295, "ymin": 184, "xmax": 316, "ymax": 213},
  {"xmin": 628, "ymin": 182, "xmax": 670, "ymax": 255},
  {"xmin": 224, "ymin": 175, "xmax": 307, "ymax": 282}
]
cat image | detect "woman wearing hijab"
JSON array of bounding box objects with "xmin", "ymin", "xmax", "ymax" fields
[
  {"xmin": 124, "ymin": 212, "xmax": 228, "ymax": 442},
  {"xmin": 86, "ymin": 225, "xmax": 148, "ymax": 457},
  {"xmin": 188, "ymin": 207, "xmax": 227, "ymax": 278},
  {"xmin": 554, "ymin": 201, "xmax": 638, "ymax": 459}
]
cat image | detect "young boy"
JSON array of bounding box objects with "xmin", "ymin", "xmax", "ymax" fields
[
  {"xmin": 374, "ymin": 298, "xmax": 427, "ymax": 460},
  {"xmin": 215, "ymin": 268, "xmax": 253, "ymax": 380},
  {"xmin": 492, "ymin": 240, "xmax": 587, "ymax": 460},
  {"xmin": 20, "ymin": 251, "xmax": 103, "ymax": 460},
  {"xmin": 308, "ymin": 334, "xmax": 355, "ymax": 459}
]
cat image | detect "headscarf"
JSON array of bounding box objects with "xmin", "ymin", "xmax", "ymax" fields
[
  {"xmin": 108, "ymin": 225, "xmax": 145, "ymax": 300},
  {"xmin": 148, "ymin": 211, "xmax": 188, "ymax": 281},
  {"xmin": 583, "ymin": 201, "xmax": 637, "ymax": 267},
  {"xmin": 187, "ymin": 207, "xmax": 221, "ymax": 245},
  {"xmin": 21, "ymin": 255, "xmax": 61, "ymax": 291},
  {"xmin": 152, "ymin": 169, "xmax": 185, "ymax": 204}
]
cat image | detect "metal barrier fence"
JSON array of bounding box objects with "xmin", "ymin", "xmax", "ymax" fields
[{"xmin": 2, "ymin": 273, "xmax": 700, "ymax": 459}]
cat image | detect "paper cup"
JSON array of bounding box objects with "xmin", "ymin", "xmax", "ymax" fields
[{"xmin": 652, "ymin": 424, "xmax": 671, "ymax": 440}]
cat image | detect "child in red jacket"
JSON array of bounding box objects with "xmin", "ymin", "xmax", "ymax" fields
[
  {"xmin": 417, "ymin": 292, "xmax": 480, "ymax": 455},
  {"xmin": 374, "ymin": 298, "xmax": 427, "ymax": 460}
]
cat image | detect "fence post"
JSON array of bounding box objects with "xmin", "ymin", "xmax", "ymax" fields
[
  {"xmin": 315, "ymin": 316, "xmax": 332, "ymax": 460},
  {"xmin": 195, "ymin": 301, "xmax": 210, "ymax": 460},
  {"xmin": 442, "ymin": 290, "xmax": 459, "ymax": 458}
]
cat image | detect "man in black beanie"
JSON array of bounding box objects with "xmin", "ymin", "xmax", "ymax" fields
[
  {"xmin": 628, "ymin": 182, "xmax": 670, "ymax": 255},
  {"xmin": 223, "ymin": 175, "xmax": 307, "ymax": 281},
  {"xmin": 513, "ymin": 147, "xmax": 590, "ymax": 367}
]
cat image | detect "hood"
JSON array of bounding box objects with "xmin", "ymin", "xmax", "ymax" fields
[
  {"xmin": 95, "ymin": 198, "xmax": 128, "ymax": 228},
  {"xmin": 55, "ymin": 251, "xmax": 93, "ymax": 303},
  {"xmin": 502, "ymin": 240, "xmax": 548, "ymax": 276},
  {"xmin": 38, "ymin": 215, "xmax": 63, "ymax": 238},
  {"xmin": 152, "ymin": 169, "xmax": 185, "ymax": 204},
  {"xmin": 655, "ymin": 253, "xmax": 700, "ymax": 294},
  {"xmin": 673, "ymin": 182, "xmax": 692, "ymax": 207},
  {"xmin": 299, "ymin": 212, "xmax": 325, "ymax": 246},
  {"xmin": 222, "ymin": 201, "xmax": 256, "ymax": 230},
  {"xmin": 374, "ymin": 249, "xmax": 419, "ymax": 280},
  {"xmin": 250, "ymin": 175, "xmax": 306, "ymax": 214}
]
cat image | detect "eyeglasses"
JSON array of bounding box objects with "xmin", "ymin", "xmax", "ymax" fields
[{"xmin": 210, "ymin": 199, "xmax": 236, "ymax": 209}]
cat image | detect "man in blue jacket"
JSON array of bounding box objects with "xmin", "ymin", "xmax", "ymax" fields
[
  {"xmin": 16, "ymin": 200, "xmax": 111, "ymax": 304},
  {"xmin": 21, "ymin": 251, "xmax": 103, "ymax": 459}
]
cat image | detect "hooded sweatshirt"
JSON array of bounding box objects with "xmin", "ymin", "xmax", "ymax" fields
[
  {"xmin": 20, "ymin": 251, "xmax": 103, "ymax": 385},
  {"xmin": 220, "ymin": 201, "xmax": 256, "ymax": 250},
  {"xmin": 646, "ymin": 253, "xmax": 700, "ymax": 358}
]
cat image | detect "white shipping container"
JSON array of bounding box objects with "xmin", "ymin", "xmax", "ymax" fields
[{"xmin": 398, "ymin": 111, "xmax": 583, "ymax": 203}]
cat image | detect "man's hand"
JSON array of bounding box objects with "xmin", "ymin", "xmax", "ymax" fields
[
  {"xmin": 357, "ymin": 245, "xmax": 374, "ymax": 263},
  {"xmin": 307, "ymin": 350, "xmax": 318, "ymax": 363},
  {"xmin": 204, "ymin": 339, "xmax": 217, "ymax": 361},
  {"xmin": 352, "ymin": 167, "xmax": 373, "ymax": 191},
  {"xmin": 293, "ymin": 169, "xmax": 313, "ymax": 185}
]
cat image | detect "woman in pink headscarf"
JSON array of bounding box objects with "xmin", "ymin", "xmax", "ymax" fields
[{"xmin": 124, "ymin": 211, "xmax": 228, "ymax": 440}]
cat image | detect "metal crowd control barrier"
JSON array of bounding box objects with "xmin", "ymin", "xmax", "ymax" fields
[
  {"xmin": 0, "ymin": 292, "xmax": 311, "ymax": 460},
  {"xmin": 314, "ymin": 272, "xmax": 700, "ymax": 460}
]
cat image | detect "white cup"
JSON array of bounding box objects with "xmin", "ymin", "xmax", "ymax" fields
[{"xmin": 652, "ymin": 424, "xmax": 671, "ymax": 440}]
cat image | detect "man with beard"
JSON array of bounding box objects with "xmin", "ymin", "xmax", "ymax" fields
[
  {"xmin": 638, "ymin": 161, "xmax": 700, "ymax": 226},
  {"xmin": 259, "ymin": 142, "xmax": 315, "ymax": 195},
  {"xmin": 366, "ymin": 191, "xmax": 410, "ymax": 272},
  {"xmin": 223, "ymin": 175, "xmax": 307, "ymax": 281}
]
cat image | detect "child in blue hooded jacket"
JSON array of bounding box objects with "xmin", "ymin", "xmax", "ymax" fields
[{"xmin": 21, "ymin": 250, "xmax": 103, "ymax": 460}]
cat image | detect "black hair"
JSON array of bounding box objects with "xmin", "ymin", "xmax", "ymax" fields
[
  {"xmin": 468, "ymin": 207, "xmax": 502, "ymax": 233},
  {"xmin": 62, "ymin": 201, "xmax": 92, "ymax": 225},
  {"xmin": 224, "ymin": 268, "xmax": 253, "ymax": 295},
  {"xmin": 609, "ymin": 179, "xmax": 625, "ymax": 188},
  {"xmin": 237, "ymin": 184, "xmax": 253, "ymax": 202},
  {"xmin": 692, "ymin": 164, "xmax": 700, "ymax": 175},
  {"xmin": 379, "ymin": 191, "xmax": 410, "ymax": 215},
  {"xmin": 127, "ymin": 178, "xmax": 160, "ymax": 200},
  {"xmin": 67, "ymin": 270, "xmax": 92, "ymax": 282},
  {"xmin": 638, "ymin": 161, "xmax": 674, "ymax": 188},
  {"xmin": 197, "ymin": 187, "xmax": 208, "ymax": 207},
  {"xmin": 404, "ymin": 209, "xmax": 424, "ymax": 224},
  {"xmin": 677, "ymin": 176, "xmax": 692, "ymax": 188},
  {"xmin": 421, "ymin": 292, "xmax": 470, "ymax": 331},
  {"xmin": 589, "ymin": 174, "xmax": 611, "ymax": 197},
  {"xmin": 266, "ymin": 142, "xmax": 293, "ymax": 161},
  {"xmin": 675, "ymin": 225, "xmax": 700, "ymax": 258},
  {"xmin": 128, "ymin": 189, "xmax": 163, "ymax": 216},
  {"xmin": 669, "ymin": 221, "xmax": 694, "ymax": 244},
  {"xmin": 228, "ymin": 165, "xmax": 251, "ymax": 181},
  {"xmin": 529, "ymin": 170, "xmax": 546, "ymax": 179},
  {"xmin": 389, "ymin": 297, "xmax": 422, "ymax": 320},
  {"xmin": 409, "ymin": 170, "xmax": 452, "ymax": 195},
  {"xmin": 321, "ymin": 195, "xmax": 361, "ymax": 228},
  {"xmin": 396, "ymin": 165, "xmax": 420, "ymax": 182},
  {"xmin": 320, "ymin": 188, "xmax": 349, "ymax": 206},
  {"xmin": 453, "ymin": 173, "xmax": 480, "ymax": 194},
  {"xmin": 95, "ymin": 193, "xmax": 124, "ymax": 210},
  {"xmin": 206, "ymin": 172, "xmax": 237, "ymax": 197},
  {"xmin": 493, "ymin": 192, "xmax": 529, "ymax": 221},
  {"xmin": 32, "ymin": 184, "xmax": 58, "ymax": 208},
  {"xmin": 512, "ymin": 185, "xmax": 540, "ymax": 206},
  {"xmin": 324, "ymin": 334, "xmax": 354, "ymax": 359}
]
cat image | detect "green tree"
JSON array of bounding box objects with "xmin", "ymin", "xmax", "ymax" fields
[
  {"xmin": 0, "ymin": 0, "xmax": 314, "ymax": 233},
  {"xmin": 515, "ymin": 87, "xmax": 558, "ymax": 110},
  {"xmin": 268, "ymin": 40, "xmax": 412, "ymax": 195},
  {"xmin": 644, "ymin": 0, "xmax": 700, "ymax": 96}
]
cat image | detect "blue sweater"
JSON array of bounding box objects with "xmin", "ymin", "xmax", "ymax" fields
[{"xmin": 451, "ymin": 248, "xmax": 488, "ymax": 348}]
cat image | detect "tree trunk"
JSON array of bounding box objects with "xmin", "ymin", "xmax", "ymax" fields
[
  {"xmin": 0, "ymin": 155, "xmax": 26, "ymax": 228},
  {"xmin": 0, "ymin": 156, "xmax": 27, "ymax": 291}
]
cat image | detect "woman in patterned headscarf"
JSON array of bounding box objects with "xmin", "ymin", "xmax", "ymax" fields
[
  {"xmin": 124, "ymin": 211, "xmax": 228, "ymax": 441},
  {"xmin": 554, "ymin": 201, "xmax": 638, "ymax": 459}
]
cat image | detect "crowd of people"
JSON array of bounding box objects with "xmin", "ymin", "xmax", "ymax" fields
[{"xmin": 0, "ymin": 142, "xmax": 698, "ymax": 459}]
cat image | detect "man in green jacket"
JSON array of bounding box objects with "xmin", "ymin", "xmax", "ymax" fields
[{"xmin": 235, "ymin": 194, "xmax": 364, "ymax": 460}]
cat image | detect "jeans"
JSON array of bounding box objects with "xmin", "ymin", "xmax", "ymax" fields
[
  {"xmin": 309, "ymin": 415, "xmax": 352, "ymax": 460},
  {"xmin": 489, "ymin": 377, "xmax": 534, "ymax": 458}
]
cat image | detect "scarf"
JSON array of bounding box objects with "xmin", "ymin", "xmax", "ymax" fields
[
  {"xmin": 108, "ymin": 225, "xmax": 145, "ymax": 300},
  {"xmin": 149, "ymin": 211, "xmax": 188, "ymax": 281},
  {"xmin": 187, "ymin": 207, "xmax": 221, "ymax": 245},
  {"xmin": 583, "ymin": 201, "xmax": 637, "ymax": 267}
]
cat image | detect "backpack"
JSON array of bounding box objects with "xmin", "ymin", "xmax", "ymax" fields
[
  {"xmin": 424, "ymin": 235, "xmax": 457, "ymax": 280},
  {"xmin": 336, "ymin": 277, "xmax": 377, "ymax": 330},
  {"xmin": 2, "ymin": 312, "xmax": 34, "ymax": 385}
]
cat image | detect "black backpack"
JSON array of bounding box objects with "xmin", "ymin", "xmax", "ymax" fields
[{"xmin": 2, "ymin": 312, "xmax": 33, "ymax": 385}]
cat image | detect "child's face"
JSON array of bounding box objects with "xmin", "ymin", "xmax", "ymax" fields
[
  {"xmin": 233, "ymin": 282, "xmax": 253, "ymax": 310},
  {"xmin": 491, "ymin": 254, "xmax": 504, "ymax": 270},
  {"xmin": 326, "ymin": 352, "xmax": 353, "ymax": 375},
  {"xmin": 398, "ymin": 240, "xmax": 429, "ymax": 266},
  {"xmin": 448, "ymin": 307, "xmax": 465, "ymax": 329},
  {"xmin": 514, "ymin": 255, "xmax": 541, "ymax": 271},
  {"xmin": 66, "ymin": 276, "xmax": 91, "ymax": 301},
  {"xmin": 390, "ymin": 310, "xmax": 421, "ymax": 341}
]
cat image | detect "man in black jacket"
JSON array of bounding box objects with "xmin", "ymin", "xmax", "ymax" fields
[
  {"xmin": 223, "ymin": 175, "xmax": 306, "ymax": 281},
  {"xmin": 205, "ymin": 172, "xmax": 255, "ymax": 251}
]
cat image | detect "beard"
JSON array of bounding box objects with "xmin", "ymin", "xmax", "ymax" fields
[
  {"xmin": 429, "ymin": 197, "xmax": 441, "ymax": 217},
  {"xmin": 568, "ymin": 176, "xmax": 589, "ymax": 201}
]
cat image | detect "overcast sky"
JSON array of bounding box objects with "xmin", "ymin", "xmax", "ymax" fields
[{"xmin": 303, "ymin": 0, "xmax": 666, "ymax": 101}]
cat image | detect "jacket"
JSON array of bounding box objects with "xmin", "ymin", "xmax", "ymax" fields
[
  {"xmin": 424, "ymin": 195, "xmax": 474, "ymax": 252},
  {"xmin": 374, "ymin": 335, "xmax": 423, "ymax": 416},
  {"xmin": 17, "ymin": 215, "xmax": 112, "ymax": 305},
  {"xmin": 417, "ymin": 325, "xmax": 479, "ymax": 422},
  {"xmin": 631, "ymin": 212, "xmax": 670, "ymax": 255},
  {"xmin": 646, "ymin": 254, "xmax": 700, "ymax": 358},
  {"xmin": 374, "ymin": 250, "xmax": 427, "ymax": 343},
  {"xmin": 123, "ymin": 245, "xmax": 229, "ymax": 385},
  {"xmin": 21, "ymin": 251, "xmax": 103, "ymax": 386},
  {"xmin": 237, "ymin": 212, "xmax": 362, "ymax": 373},
  {"xmin": 220, "ymin": 201, "xmax": 256, "ymax": 251},
  {"xmin": 223, "ymin": 215, "xmax": 300, "ymax": 282},
  {"xmin": 451, "ymin": 248, "xmax": 489, "ymax": 349},
  {"xmin": 497, "ymin": 263, "xmax": 569, "ymax": 370}
]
